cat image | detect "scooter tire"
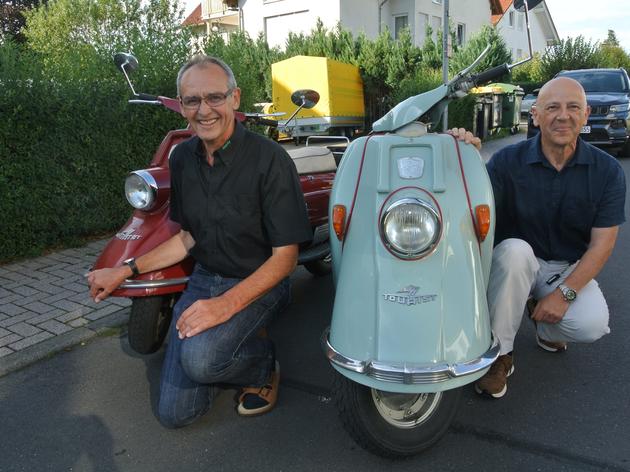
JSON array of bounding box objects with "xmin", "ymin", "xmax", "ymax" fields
[
  {"xmin": 128, "ymin": 295, "xmax": 175, "ymax": 355},
  {"xmin": 333, "ymin": 373, "xmax": 461, "ymax": 458},
  {"xmin": 303, "ymin": 254, "xmax": 332, "ymax": 276}
]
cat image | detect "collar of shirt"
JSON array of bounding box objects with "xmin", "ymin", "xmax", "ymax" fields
[
  {"xmin": 193, "ymin": 119, "xmax": 246, "ymax": 167},
  {"xmin": 525, "ymin": 134, "xmax": 595, "ymax": 169}
]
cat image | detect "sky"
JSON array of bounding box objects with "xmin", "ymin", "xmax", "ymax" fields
[
  {"xmin": 181, "ymin": 0, "xmax": 630, "ymax": 52},
  {"xmin": 545, "ymin": 0, "xmax": 630, "ymax": 51}
]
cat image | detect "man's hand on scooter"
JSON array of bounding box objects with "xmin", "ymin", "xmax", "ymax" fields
[
  {"xmin": 529, "ymin": 290, "xmax": 568, "ymax": 324},
  {"xmin": 86, "ymin": 267, "xmax": 129, "ymax": 303},
  {"xmin": 176, "ymin": 296, "xmax": 233, "ymax": 339},
  {"xmin": 448, "ymin": 127, "xmax": 482, "ymax": 151}
]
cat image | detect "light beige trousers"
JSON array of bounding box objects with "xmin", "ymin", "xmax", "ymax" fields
[{"xmin": 487, "ymin": 238, "xmax": 610, "ymax": 355}]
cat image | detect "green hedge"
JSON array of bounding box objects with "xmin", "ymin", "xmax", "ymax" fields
[{"xmin": 0, "ymin": 46, "xmax": 185, "ymax": 261}]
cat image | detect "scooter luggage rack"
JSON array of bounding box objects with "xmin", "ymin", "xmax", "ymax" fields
[{"xmin": 322, "ymin": 328, "xmax": 500, "ymax": 385}]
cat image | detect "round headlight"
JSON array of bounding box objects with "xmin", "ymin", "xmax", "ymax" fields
[
  {"xmin": 380, "ymin": 198, "xmax": 440, "ymax": 259},
  {"xmin": 125, "ymin": 171, "xmax": 157, "ymax": 210}
]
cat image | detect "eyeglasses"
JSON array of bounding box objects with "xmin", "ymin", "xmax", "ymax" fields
[{"xmin": 179, "ymin": 89, "xmax": 234, "ymax": 110}]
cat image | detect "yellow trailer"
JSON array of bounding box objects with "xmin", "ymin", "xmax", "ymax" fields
[{"xmin": 271, "ymin": 55, "xmax": 365, "ymax": 138}]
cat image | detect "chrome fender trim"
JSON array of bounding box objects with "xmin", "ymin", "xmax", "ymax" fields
[
  {"xmin": 322, "ymin": 327, "xmax": 500, "ymax": 385},
  {"xmin": 119, "ymin": 277, "xmax": 189, "ymax": 289}
]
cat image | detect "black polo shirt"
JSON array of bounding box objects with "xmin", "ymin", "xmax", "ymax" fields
[
  {"xmin": 487, "ymin": 134, "xmax": 626, "ymax": 262},
  {"xmin": 169, "ymin": 121, "xmax": 312, "ymax": 278}
]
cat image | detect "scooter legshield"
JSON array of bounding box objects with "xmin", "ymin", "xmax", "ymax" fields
[
  {"xmin": 327, "ymin": 133, "xmax": 497, "ymax": 393},
  {"xmin": 92, "ymin": 209, "xmax": 193, "ymax": 298}
]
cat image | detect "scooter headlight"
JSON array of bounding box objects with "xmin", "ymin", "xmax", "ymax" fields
[
  {"xmin": 125, "ymin": 170, "xmax": 157, "ymax": 210},
  {"xmin": 380, "ymin": 198, "xmax": 440, "ymax": 259}
]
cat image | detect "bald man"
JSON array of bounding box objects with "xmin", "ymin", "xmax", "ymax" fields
[{"xmin": 475, "ymin": 77, "xmax": 626, "ymax": 398}]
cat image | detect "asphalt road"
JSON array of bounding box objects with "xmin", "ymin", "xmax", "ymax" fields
[{"xmin": 1, "ymin": 137, "xmax": 629, "ymax": 472}]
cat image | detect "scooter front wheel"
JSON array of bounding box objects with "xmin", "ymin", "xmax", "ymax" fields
[
  {"xmin": 333, "ymin": 373, "xmax": 461, "ymax": 458},
  {"xmin": 128, "ymin": 295, "xmax": 176, "ymax": 355}
]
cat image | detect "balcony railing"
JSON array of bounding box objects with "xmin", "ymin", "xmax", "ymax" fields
[{"xmin": 202, "ymin": 0, "xmax": 238, "ymax": 18}]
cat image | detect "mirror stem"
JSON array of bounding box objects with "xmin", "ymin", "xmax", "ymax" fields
[{"xmin": 508, "ymin": 0, "xmax": 534, "ymax": 70}]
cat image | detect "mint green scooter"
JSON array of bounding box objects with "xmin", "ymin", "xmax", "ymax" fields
[{"xmin": 323, "ymin": 0, "xmax": 540, "ymax": 457}]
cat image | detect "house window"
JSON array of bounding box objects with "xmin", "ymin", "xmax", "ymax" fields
[
  {"xmin": 517, "ymin": 12, "xmax": 524, "ymax": 30},
  {"xmin": 517, "ymin": 48, "xmax": 523, "ymax": 59},
  {"xmin": 508, "ymin": 11, "xmax": 515, "ymax": 27},
  {"xmin": 417, "ymin": 12, "xmax": 429, "ymax": 45},
  {"xmin": 456, "ymin": 23, "xmax": 465, "ymax": 46},
  {"xmin": 394, "ymin": 14, "xmax": 409, "ymax": 39},
  {"xmin": 431, "ymin": 15, "xmax": 441, "ymax": 43}
]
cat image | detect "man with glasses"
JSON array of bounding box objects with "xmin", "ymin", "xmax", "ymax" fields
[{"xmin": 87, "ymin": 56, "xmax": 312, "ymax": 427}]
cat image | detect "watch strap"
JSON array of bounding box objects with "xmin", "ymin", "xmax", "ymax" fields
[{"xmin": 124, "ymin": 257, "xmax": 140, "ymax": 277}]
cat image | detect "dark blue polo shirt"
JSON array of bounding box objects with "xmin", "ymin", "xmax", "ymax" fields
[{"xmin": 487, "ymin": 134, "xmax": 626, "ymax": 262}]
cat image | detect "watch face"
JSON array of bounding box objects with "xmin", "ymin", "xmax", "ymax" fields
[{"xmin": 561, "ymin": 286, "xmax": 577, "ymax": 301}]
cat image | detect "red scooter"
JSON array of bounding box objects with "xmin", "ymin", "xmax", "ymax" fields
[{"xmin": 92, "ymin": 53, "xmax": 339, "ymax": 354}]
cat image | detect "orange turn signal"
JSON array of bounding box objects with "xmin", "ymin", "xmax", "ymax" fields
[
  {"xmin": 332, "ymin": 205, "xmax": 347, "ymax": 241},
  {"xmin": 475, "ymin": 204, "xmax": 490, "ymax": 242}
]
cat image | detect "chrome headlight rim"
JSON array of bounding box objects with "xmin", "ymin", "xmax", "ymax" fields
[
  {"xmin": 379, "ymin": 196, "xmax": 442, "ymax": 260},
  {"xmin": 125, "ymin": 170, "xmax": 158, "ymax": 211}
]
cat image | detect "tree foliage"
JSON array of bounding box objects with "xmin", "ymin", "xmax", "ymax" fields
[
  {"xmin": 1, "ymin": 0, "xmax": 43, "ymax": 42},
  {"xmin": 513, "ymin": 30, "xmax": 630, "ymax": 86},
  {"xmin": 449, "ymin": 25, "xmax": 511, "ymax": 77},
  {"xmin": 23, "ymin": 0, "xmax": 193, "ymax": 85},
  {"xmin": 539, "ymin": 35, "xmax": 601, "ymax": 80}
]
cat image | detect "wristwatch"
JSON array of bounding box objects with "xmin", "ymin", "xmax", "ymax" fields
[
  {"xmin": 558, "ymin": 283, "xmax": 577, "ymax": 303},
  {"xmin": 123, "ymin": 257, "xmax": 140, "ymax": 277}
]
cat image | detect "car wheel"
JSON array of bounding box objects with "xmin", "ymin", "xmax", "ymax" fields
[
  {"xmin": 332, "ymin": 373, "xmax": 461, "ymax": 458},
  {"xmin": 128, "ymin": 295, "xmax": 176, "ymax": 354}
]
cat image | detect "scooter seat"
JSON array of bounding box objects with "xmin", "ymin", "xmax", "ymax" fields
[{"xmin": 288, "ymin": 146, "xmax": 337, "ymax": 175}]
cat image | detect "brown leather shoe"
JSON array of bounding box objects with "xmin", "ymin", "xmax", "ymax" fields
[
  {"xmin": 536, "ymin": 335, "xmax": 568, "ymax": 353},
  {"xmin": 474, "ymin": 354, "xmax": 514, "ymax": 398}
]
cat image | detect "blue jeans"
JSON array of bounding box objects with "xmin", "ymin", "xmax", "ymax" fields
[{"xmin": 157, "ymin": 264, "xmax": 290, "ymax": 428}]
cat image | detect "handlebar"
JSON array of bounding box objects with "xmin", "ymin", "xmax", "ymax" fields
[
  {"xmin": 136, "ymin": 92, "xmax": 159, "ymax": 101},
  {"xmin": 470, "ymin": 64, "xmax": 511, "ymax": 87}
]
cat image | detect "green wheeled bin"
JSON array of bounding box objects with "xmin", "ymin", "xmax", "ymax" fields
[{"xmin": 489, "ymin": 83, "xmax": 525, "ymax": 135}]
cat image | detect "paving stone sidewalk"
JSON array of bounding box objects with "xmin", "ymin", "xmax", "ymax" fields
[{"xmin": 0, "ymin": 239, "xmax": 130, "ymax": 376}]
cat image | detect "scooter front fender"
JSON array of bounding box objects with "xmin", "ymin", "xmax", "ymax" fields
[{"xmin": 327, "ymin": 132, "xmax": 496, "ymax": 393}]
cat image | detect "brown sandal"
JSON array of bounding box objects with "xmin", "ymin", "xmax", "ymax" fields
[{"xmin": 237, "ymin": 362, "xmax": 280, "ymax": 417}]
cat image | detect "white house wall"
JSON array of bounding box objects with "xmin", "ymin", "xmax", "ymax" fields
[
  {"xmin": 380, "ymin": 0, "xmax": 490, "ymax": 47},
  {"xmin": 496, "ymin": 4, "xmax": 554, "ymax": 60},
  {"xmin": 339, "ymin": 0, "xmax": 381, "ymax": 39},
  {"xmin": 241, "ymin": 0, "xmax": 342, "ymax": 48},
  {"xmin": 236, "ymin": 0, "xmax": 551, "ymax": 56},
  {"xmin": 240, "ymin": 0, "xmax": 490, "ymax": 49}
]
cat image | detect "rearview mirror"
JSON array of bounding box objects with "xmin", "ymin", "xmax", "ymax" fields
[
  {"xmin": 113, "ymin": 52, "xmax": 139, "ymax": 96},
  {"xmin": 291, "ymin": 89, "xmax": 320, "ymax": 109},
  {"xmin": 113, "ymin": 52, "xmax": 139, "ymax": 75}
]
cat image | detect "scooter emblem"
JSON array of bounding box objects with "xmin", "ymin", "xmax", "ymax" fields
[
  {"xmin": 115, "ymin": 228, "xmax": 142, "ymax": 241},
  {"xmin": 383, "ymin": 285, "xmax": 437, "ymax": 306},
  {"xmin": 397, "ymin": 157, "xmax": 424, "ymax": 179}
]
